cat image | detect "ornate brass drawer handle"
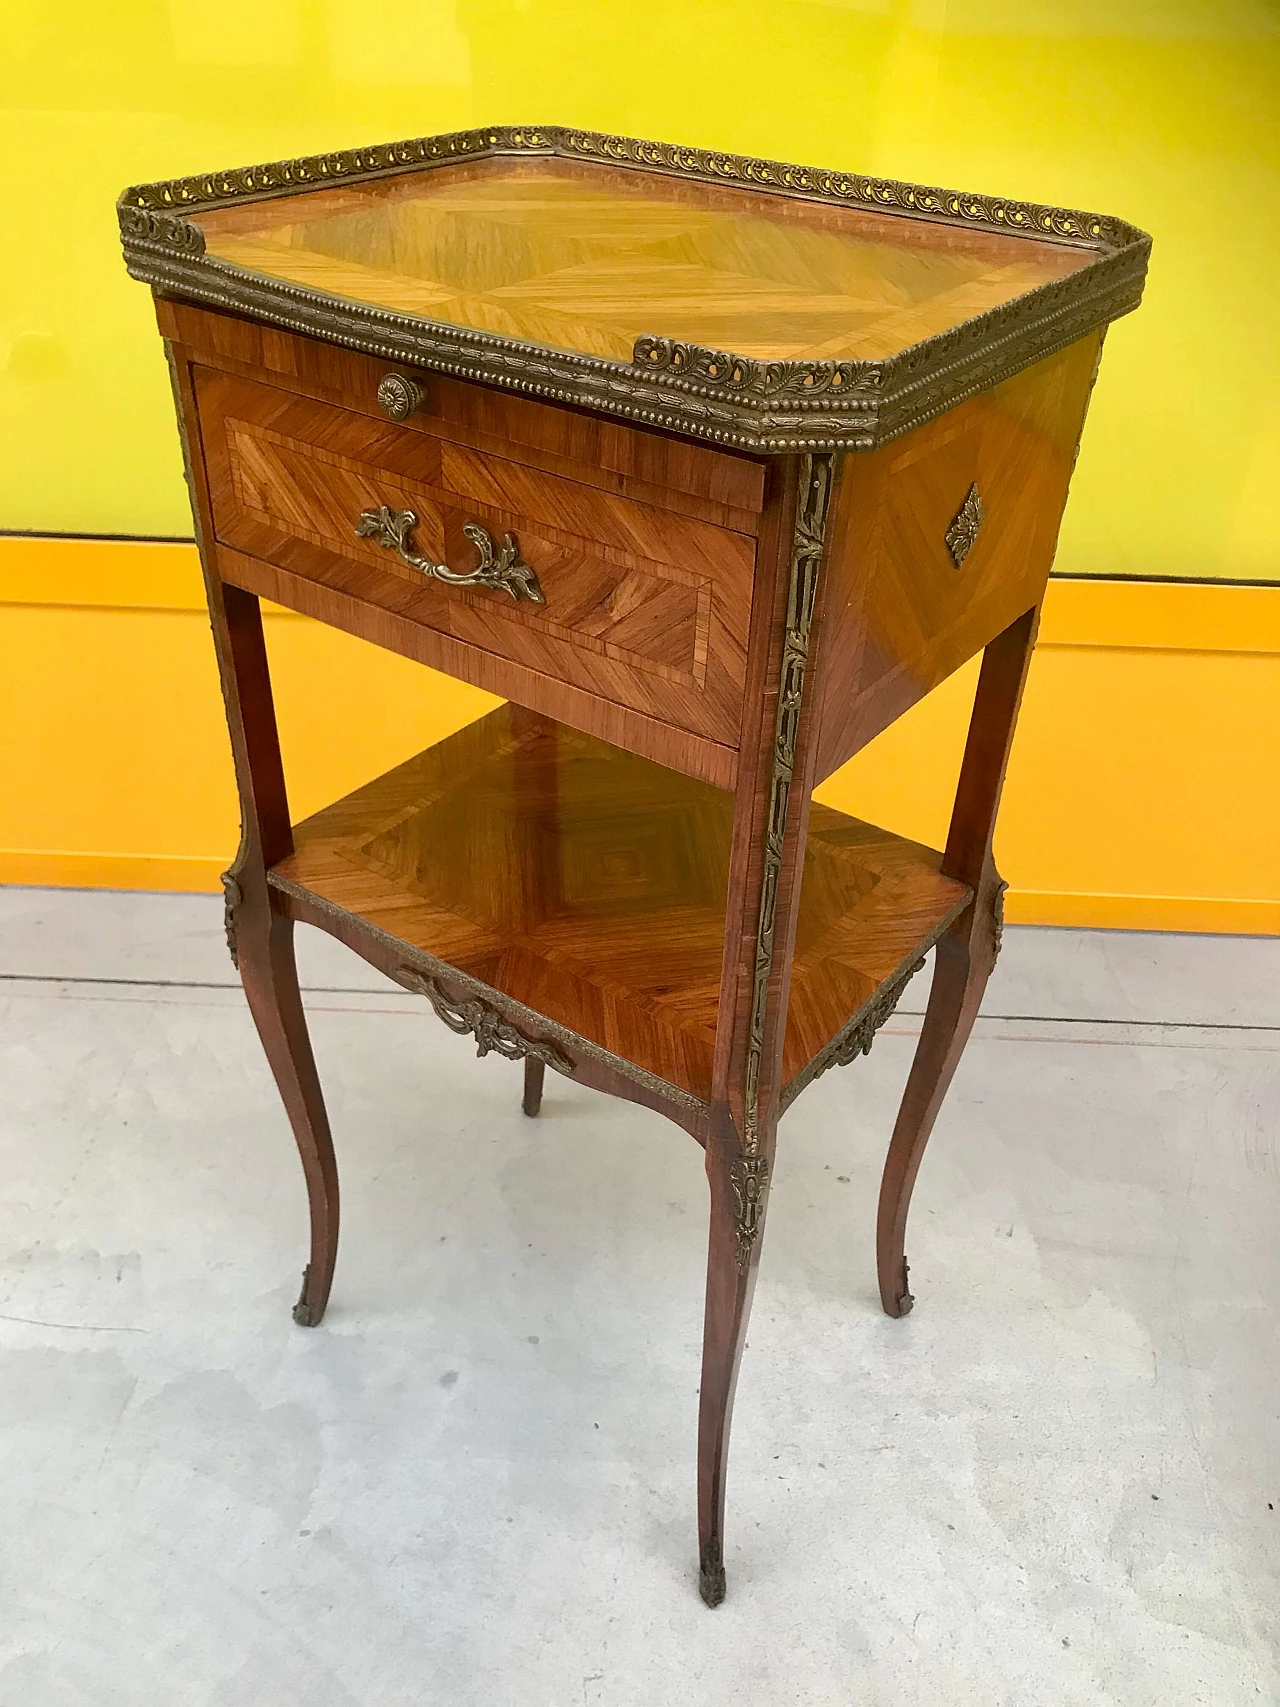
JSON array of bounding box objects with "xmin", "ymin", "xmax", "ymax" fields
[{"xmin": 355, "ymin": 505, "xmax": 546, "ymax": 604}]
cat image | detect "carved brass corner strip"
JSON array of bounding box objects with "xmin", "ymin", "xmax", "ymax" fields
[
  {"xmin": 735, "ymin": 452, "xmax": 834, "ymax": 1270},
  {"xmin": 730, "ymin": 1155, "xmax": 770, "ymax": 1272},
  {"xmin": 992, "ymin": 878, "xmax": 1009, "ymax": 963},
  {"xmin": 220, "ymin": 868, "xmax": 243, "ymax": 969},
  {"xmin": 399, "ymin": 967, "xmax": 573, "ymax": 1073}
]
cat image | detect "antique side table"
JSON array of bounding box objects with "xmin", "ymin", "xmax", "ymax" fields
[{"xmin": 119, "ymin": 127, "xmax": 1148, "ymax": 1606}]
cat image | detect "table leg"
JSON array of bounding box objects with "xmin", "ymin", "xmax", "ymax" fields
[
  {"xmin": 522, "ymin": 1057, "xmax": 545, "ymax": 1117},
  {"xmin": 234, "ymin": 902, "xmax": 340, "ymax": 1327},
  {"xmin": 167, "ymin": 348, "xmax": 343, "ymax": 1328},
  {"xmin": 696, "ymin": 452, "xmax": 837, "ymax": 1603},
  {"xmin": 876, "ymin": 606, "xmax": 1039, "ymax": 1316},
  {"xmin": 212, "ymin": 580, "xmax": 340, "ymax": 1328},
  {"xmin": 697, "ymin": 1122, "xmax": 771, "ymax": 1608},
  {"xmin": 875, "ymin": 908, "xmax": 995, "ymax": 1316}
]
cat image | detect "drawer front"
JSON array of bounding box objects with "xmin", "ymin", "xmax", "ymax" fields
[
  {"xmin": 159, "ymin": 297, "xmax": 769, "ymax": 532},
  {"xmin": 195, "ymin": 368, "xmax": 756, "ymax": 745}
]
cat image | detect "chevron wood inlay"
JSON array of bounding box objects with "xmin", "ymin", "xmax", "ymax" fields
[
  {"xmin": 157, "ymin": 298, "xmax": 769, "ymax": 526},
  {"xmin": 812, "ymin": 332, "xmax": 1106, "ymax": 780},
  {"xmin": 197, "ymin": 365, "xmax": 754, "ymax": 745},
  {"xmin": 270, "ymin": 705, "xmax": 970, "ymax": 1101},
  {"xmin": 194, "ymin": 158, "xmax": 1092, "ymax": 365}
]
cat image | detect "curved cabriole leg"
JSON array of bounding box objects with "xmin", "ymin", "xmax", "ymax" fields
[
  {"xmin": 878, "ymin": 604, "xmax": 1039, "ymax": 1316},
  {"xmin": 235, "ymin": 904, "xmax": 340, "ymax": 1327},
  {"xmin": 169, "ymin": 360, "xmax": 341, "ymax": 1332},
  {"xmin": 522, "ymin": 1057, "xmax": 545, "ymax": 1118},
  {"xmin": 876, "ymin": 891, "xmax": 998, "ymax": 1317},
  {"xmin": 697, "ymin": 1133, "xmax": 768, "ymax": 1607}
]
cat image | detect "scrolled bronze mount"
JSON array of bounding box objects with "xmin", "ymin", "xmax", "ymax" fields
[
  {"xmin": 355, "ymin": 505, "xmax": 546, "ymax": 603},
  {"xmin": 399, "ymin": 968, "xmax": 574, "ymax": 1074}
]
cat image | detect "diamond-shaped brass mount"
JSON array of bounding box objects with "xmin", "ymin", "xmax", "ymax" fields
[{"xmin": 945, "ymin": 483, "xmax": 985, "ymax": 568}]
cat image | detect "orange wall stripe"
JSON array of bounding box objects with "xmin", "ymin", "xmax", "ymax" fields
[{"xmin": 2, "ymin": 537, "xmax": 1276, "ymax": 934}]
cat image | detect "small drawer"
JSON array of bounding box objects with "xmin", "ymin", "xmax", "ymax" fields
[{"xmin": 195, "ymin": 367, "xmax": 756, "ymax": 748}]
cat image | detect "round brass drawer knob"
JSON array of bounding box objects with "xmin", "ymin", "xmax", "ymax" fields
[{"xmin": 376, "ymin": 372, "xmax": 424, "ymax": 422}]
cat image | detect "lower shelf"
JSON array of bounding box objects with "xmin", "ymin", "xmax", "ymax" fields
[{"xmin": 269, "ymin": 705, "xmax": 971, "ymax": 1107}]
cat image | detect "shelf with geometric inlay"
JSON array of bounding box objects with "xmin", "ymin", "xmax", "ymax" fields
[{"xmin": 268, "ymin": 703, "xmax": 971, "ymax": 1116}]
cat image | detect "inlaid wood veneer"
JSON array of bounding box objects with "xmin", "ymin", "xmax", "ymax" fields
[
  {"xmin": 124, "ymin": 124, "xmax": 1147, "ymax": 1611},
  {"xmin": 271, "ymin": 706, "xmax": 970, "ymax": 1104},
  {"xmin": 198, "ymin": 367, "xmax": 754, "ymax": 745},
  {"xmin": 191, "ymin": 156, "xmax": 1095, "ymax": 366}
]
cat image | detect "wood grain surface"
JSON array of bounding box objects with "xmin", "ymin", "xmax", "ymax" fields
[
  {"xmin": 813, "ymin": 332, "xmax": 1105, "ymax": 779},
  {"xmin": 212, "ymin": 540, "xmax": 740, "ymax": 791},
  {"xmin": 192, "ymin": 157, "xmax": 1092, "ymax": 365},
  {"xmin": 270, "ymin": 704, "xmax": 969, "ymax": 1103},
  {"xmin": 157, "ymin": 298, "xmax": 768, "ymax": 530},
  {"xmin": 167, "ymin": 350, "xmax": 342, "ymax": 1330},
  {"xmin": 195, "ymin": 365, "xmax": 755, "ymax": 749}
]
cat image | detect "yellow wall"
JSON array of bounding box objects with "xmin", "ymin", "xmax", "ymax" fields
[
  {"xmin": 3, "ymin": 539, "xmax": 1276, "ymax": 933},
  {"xmin": 2, "ymin": 4, "xmax": 1277, "ymax": 928},
  {"xmin": 2, "ymin": 0, "xmax": 1278, "ymax": 580}
]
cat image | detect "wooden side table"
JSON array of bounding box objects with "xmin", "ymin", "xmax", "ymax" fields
[{"xmin": 119, "ymin": 127, "xmax": 1148, "ymax": 1605}]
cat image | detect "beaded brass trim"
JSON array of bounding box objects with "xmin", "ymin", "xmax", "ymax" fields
[
  {"xmin": 557, "ymin": 128, "xmax": 1136, "ymax": 247},
  {"xmin": 120, "ymin": 126, "xmax": 554, "ymax": 216},
  {"xmin": 120, "ymin": 126, "xmax": 1150, "ymax": 455}
]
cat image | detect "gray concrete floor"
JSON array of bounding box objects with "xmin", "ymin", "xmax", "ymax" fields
[{"xmin": 1, "ymin": 886, "xmax": 1277, "ymax": 1705}]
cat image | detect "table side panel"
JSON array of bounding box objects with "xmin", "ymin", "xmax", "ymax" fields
[
  {"xmin": 784, "ymin": 804, "xmax": 971, "ymax": 1083},
  {"xmin": 813, "ymin": 332, "xmax": 1105, "ymax": 780}
]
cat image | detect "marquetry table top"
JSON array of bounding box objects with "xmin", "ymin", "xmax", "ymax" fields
[
  {"xmin": 189, "ymin": 158, "xmax": 1093, "ymax": 365},
  {"xmin": 120, "ymin": 126, "xmax": 1149, "ymax": 453}
]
